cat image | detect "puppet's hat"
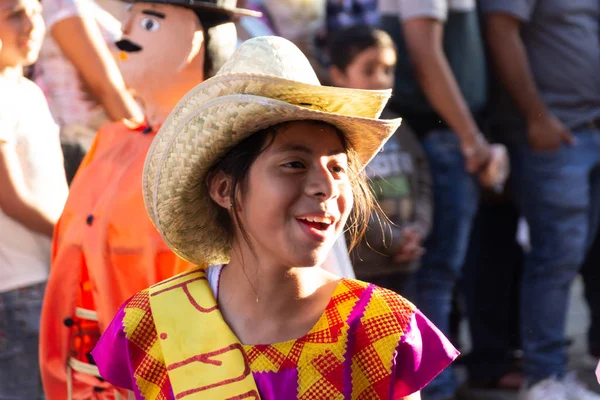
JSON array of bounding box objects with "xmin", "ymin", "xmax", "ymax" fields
[
  {"xmin": 126, "ymin": 0, "xmax": 262, "ymax": 17},
  {"xmin": 142, "ymin": 36, "xmax": 402, "ymax": 266}
]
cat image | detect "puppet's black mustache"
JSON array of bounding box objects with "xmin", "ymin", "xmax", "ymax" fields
[{"xmin": 115, "ymin": 39, "xmax": 143, "ymax": 53}]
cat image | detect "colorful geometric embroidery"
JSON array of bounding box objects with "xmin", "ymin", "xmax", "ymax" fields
[
  {"xmin": 123, "ymin": 289, "xmax": 172, "ymax": 400},
  {"xmin": 244, "ymin": 279, "xmax": 415, "ymax": 399},
  {"xmin": 350, "ymin": 286, "xmax": 416, "ymax": 399},
  {"xmin": 122, "ymin": 276, "xmax": 416, "ymax": 400}
]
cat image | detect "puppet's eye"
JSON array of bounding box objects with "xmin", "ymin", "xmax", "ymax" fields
[{"xmin": 140, "ymin": 17, "xmax": 160, "ymax": 32}]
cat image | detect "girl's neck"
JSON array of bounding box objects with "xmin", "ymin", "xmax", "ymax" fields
[
  {"xmin": 222, "ymin": 254, "xmax": 326, "ymax": 311},
  {"xmin": 217, "ymin": 256, "xmax": 339, "ymax": 344}
]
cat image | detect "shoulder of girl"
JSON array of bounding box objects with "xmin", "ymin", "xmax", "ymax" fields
[
  {"xmin": 368, "ymin": 284, "xmax": 417, "ymax": 328},
  {"xmin": 119, "ymin": 288, "xmax": 161, "ymax": 348},
  {"xmin": 123, "ymin": 287, "xmax": 152, "ymax": 309}
]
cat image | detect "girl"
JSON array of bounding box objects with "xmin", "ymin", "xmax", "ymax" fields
[{"xmin": 92, "ymin": 36, "xmax": 458, "ymax": 400}]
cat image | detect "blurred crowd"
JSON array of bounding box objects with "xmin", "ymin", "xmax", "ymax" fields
[{"xmin": 1, "ymin": 0, "xmax": 599, "ymax": 399}]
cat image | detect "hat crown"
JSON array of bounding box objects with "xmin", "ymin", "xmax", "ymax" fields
[{"xmin": 217, "ymin": 36, "xmax": 321, "ymax": 85}]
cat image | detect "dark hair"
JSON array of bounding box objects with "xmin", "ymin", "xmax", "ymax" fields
[
  {"xmin": 194, "ymin": 11, "xmax": 238, "ymax": 78},
  {"xmin": 205, "ymin": 121, "xmax": 379, "ymax": 255},
  {"xmin": 326, "ymin": 24, "xmax": 395, "ymax": 71}
]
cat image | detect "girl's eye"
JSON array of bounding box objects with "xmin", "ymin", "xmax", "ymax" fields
[
  {"xmin": 331, "ymin": 165, "xmax": 347, "ymax": 175},
  {"xmin": 282, "ymin": 161, "xmax": 305, "ymax": 169},
  {"xmin": 140, "ymin": 17, "xmax": 160, "ymax": 32}
]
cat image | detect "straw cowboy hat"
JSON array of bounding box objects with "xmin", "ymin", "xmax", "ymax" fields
[
  {"xmin": 143, "ymin": 36, "xmax": 402, "ymax": 266},
  {"xmin": 124, "ymin": 0, "xmax": 261, "ymax": 17}
]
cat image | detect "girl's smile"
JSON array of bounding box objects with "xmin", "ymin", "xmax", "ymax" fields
[{"xmin": 296, "ymin": 212, "xmax": 338, "ymax": 242}]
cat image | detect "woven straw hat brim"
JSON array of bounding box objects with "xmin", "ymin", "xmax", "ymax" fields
[
  {"xmin": 148, "ymin": 73, "xmax": 394, "ymax": 168},
  {"xmin": 170, "ymin": 73, "xmax": 392, "ymax": 119},
  {"xmin": 143, "ymin": 94, "xmax": 401, "ymax": 266}
]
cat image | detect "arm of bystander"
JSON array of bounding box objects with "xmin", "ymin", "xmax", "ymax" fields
[
  {"xmin": 50, "ymin": 13, "xmax": 144, "ymax": 123},
  {"xmin": 0, "ymin": 142, "xmax": 57, "ymax": 238},
  {"xmin": 400, "ymin": 10, "xmax": 490, "ymax": 172},
  {"xmin": 483, "ymin": 10, "xmax": 574, "ymax": 152}
]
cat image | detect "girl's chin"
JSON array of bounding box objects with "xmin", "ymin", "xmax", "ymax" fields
[{"xmin": 291, "ymin": 248, "xmax": 333, "ymax": 268}]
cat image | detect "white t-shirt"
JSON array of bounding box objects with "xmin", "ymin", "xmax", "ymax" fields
[
  {"xmin": 378, "ymin": 0, "xmax": 475, "ymax": 20},
  {"xmin": 0, "ymin": 76, "xmax": 69, "ymax": 293},
  {"xmin": 36, "ymin": 0, "xmax": 122, "ymax": 148}
]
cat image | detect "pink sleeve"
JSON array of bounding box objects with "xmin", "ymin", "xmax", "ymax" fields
[
  {"xmin": 392, "ymin": 309, "xmax": 459, "ymax": 397},
  {"xmin": 91, "ymin": 305, "xmax": 142, "ymax": 397}
]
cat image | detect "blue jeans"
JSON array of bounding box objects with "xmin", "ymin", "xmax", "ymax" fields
[
  {"xmin": 510, "ymin": 129, "xmax": 600, "ymax": 384},
  {"xmin": 416, "ymin": 129, "xmax": 479, "ymax": 399},
  {"xmin": 464, "ymin": 198, "xmax": 523, "ymax": 382},
  {"xmin": 0, "ymin": 282, "xmax": 46, "ymax": 400}
]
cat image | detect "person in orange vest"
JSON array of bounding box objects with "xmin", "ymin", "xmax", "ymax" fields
[{"xmin": 39, "ymin": 1, "xmax": 260, "ymax": 398}]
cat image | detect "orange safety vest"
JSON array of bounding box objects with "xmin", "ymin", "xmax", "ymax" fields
[{"xmin": 40, "ymin": 120, "xmax": 195, "ymax": 400}]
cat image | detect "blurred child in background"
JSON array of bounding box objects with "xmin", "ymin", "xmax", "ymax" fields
[{"xmin": 327, "ymin": 25, "xmax": 432, "ymax": 297}]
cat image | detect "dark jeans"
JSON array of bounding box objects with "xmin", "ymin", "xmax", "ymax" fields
[
  {"xmin": 464, "ymin": 195, "xmax": 523, "ymax": 382},
  {"xmin": 416, "ymin": 129, "xmax": 479, "ymax": 399},
  {"xmin": 0, "ymin": 282, "xmax": 46, "ymax": 400},
  {"xmin": 510, "ymin": 129, "xmax": 600, "ymax": 383},
  {"xmin": 582, "ymin": 215, "xmax": 600, "ymax": 355}
]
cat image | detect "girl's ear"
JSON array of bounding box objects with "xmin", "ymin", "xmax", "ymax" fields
[
  {"xmin": 329, "ymin": 65, "xmax": 348, "ymax": 88},
  {"xmin": 208, "ymin": 170, "xmax": 233, "ymax": 210}
]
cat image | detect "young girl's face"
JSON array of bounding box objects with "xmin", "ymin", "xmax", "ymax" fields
[
  {"xmin": 238, "ymin": 121, "xmax": 353, "ymax": 268},
  {"xmin": 0, "ymin": 0, "xmax": 44, "ymax": 69},
  {"xmin": 331, "ymin": 45, "xmax": 396, "ymax": 91}
]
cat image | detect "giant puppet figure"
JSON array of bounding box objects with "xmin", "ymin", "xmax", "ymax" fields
[{"xmin": 39, "ymin": 1, "xmax": 260, "ymax": 398}]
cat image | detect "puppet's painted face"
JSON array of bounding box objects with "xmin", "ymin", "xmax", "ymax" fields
[{"xmin": 116, "ymin": 3, "xmax": 204, "ymax": 93}]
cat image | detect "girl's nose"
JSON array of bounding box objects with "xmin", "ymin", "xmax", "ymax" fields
[{"xmin": 305, "ymin": 165, "xmax": 339, "ymax": 200}]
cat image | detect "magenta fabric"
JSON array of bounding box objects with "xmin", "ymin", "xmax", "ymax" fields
[
  {"xmin": 392, "ymin": 311, "xmax": 460, "ymax": 397},
  {"xmin": 91, "ymin": 306, "xmax": 143, "ymax": 398},
  {"xmin": 252, "ymin": 369, "xmax": 298, "ymax": 399},
  {"xmin": 93, "ymin": 284, "xmax": 458, "ymax": 399}
]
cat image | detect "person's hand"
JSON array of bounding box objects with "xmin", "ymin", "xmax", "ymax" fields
[
  {"xmin": 478, "ymin": 144, "xmax": 510, "ymax": 191},
  {"xmin": 461, "ymin": 133, "xmax": 491, "ymax": 174},
  {"xmin": 527, "ymin": 112, "xmax": 575, "ymax": 152},
  {"xmin": 393, "ymin": 227, "xmax": 425, "ymax": 263}
]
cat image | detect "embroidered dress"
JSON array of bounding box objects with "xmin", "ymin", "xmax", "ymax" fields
[{"xmin": 93, "ymin": 266, "xmax": 458, "ymax": 399}]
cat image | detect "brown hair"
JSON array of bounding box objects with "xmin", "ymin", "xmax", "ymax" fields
[
  {"xmin": 327, "ymin": 25, "xmax": 396, "ymax": 72},
  {"xmin": 205, "ymin": 120, "xmax": 380, "ymax": 256}
]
